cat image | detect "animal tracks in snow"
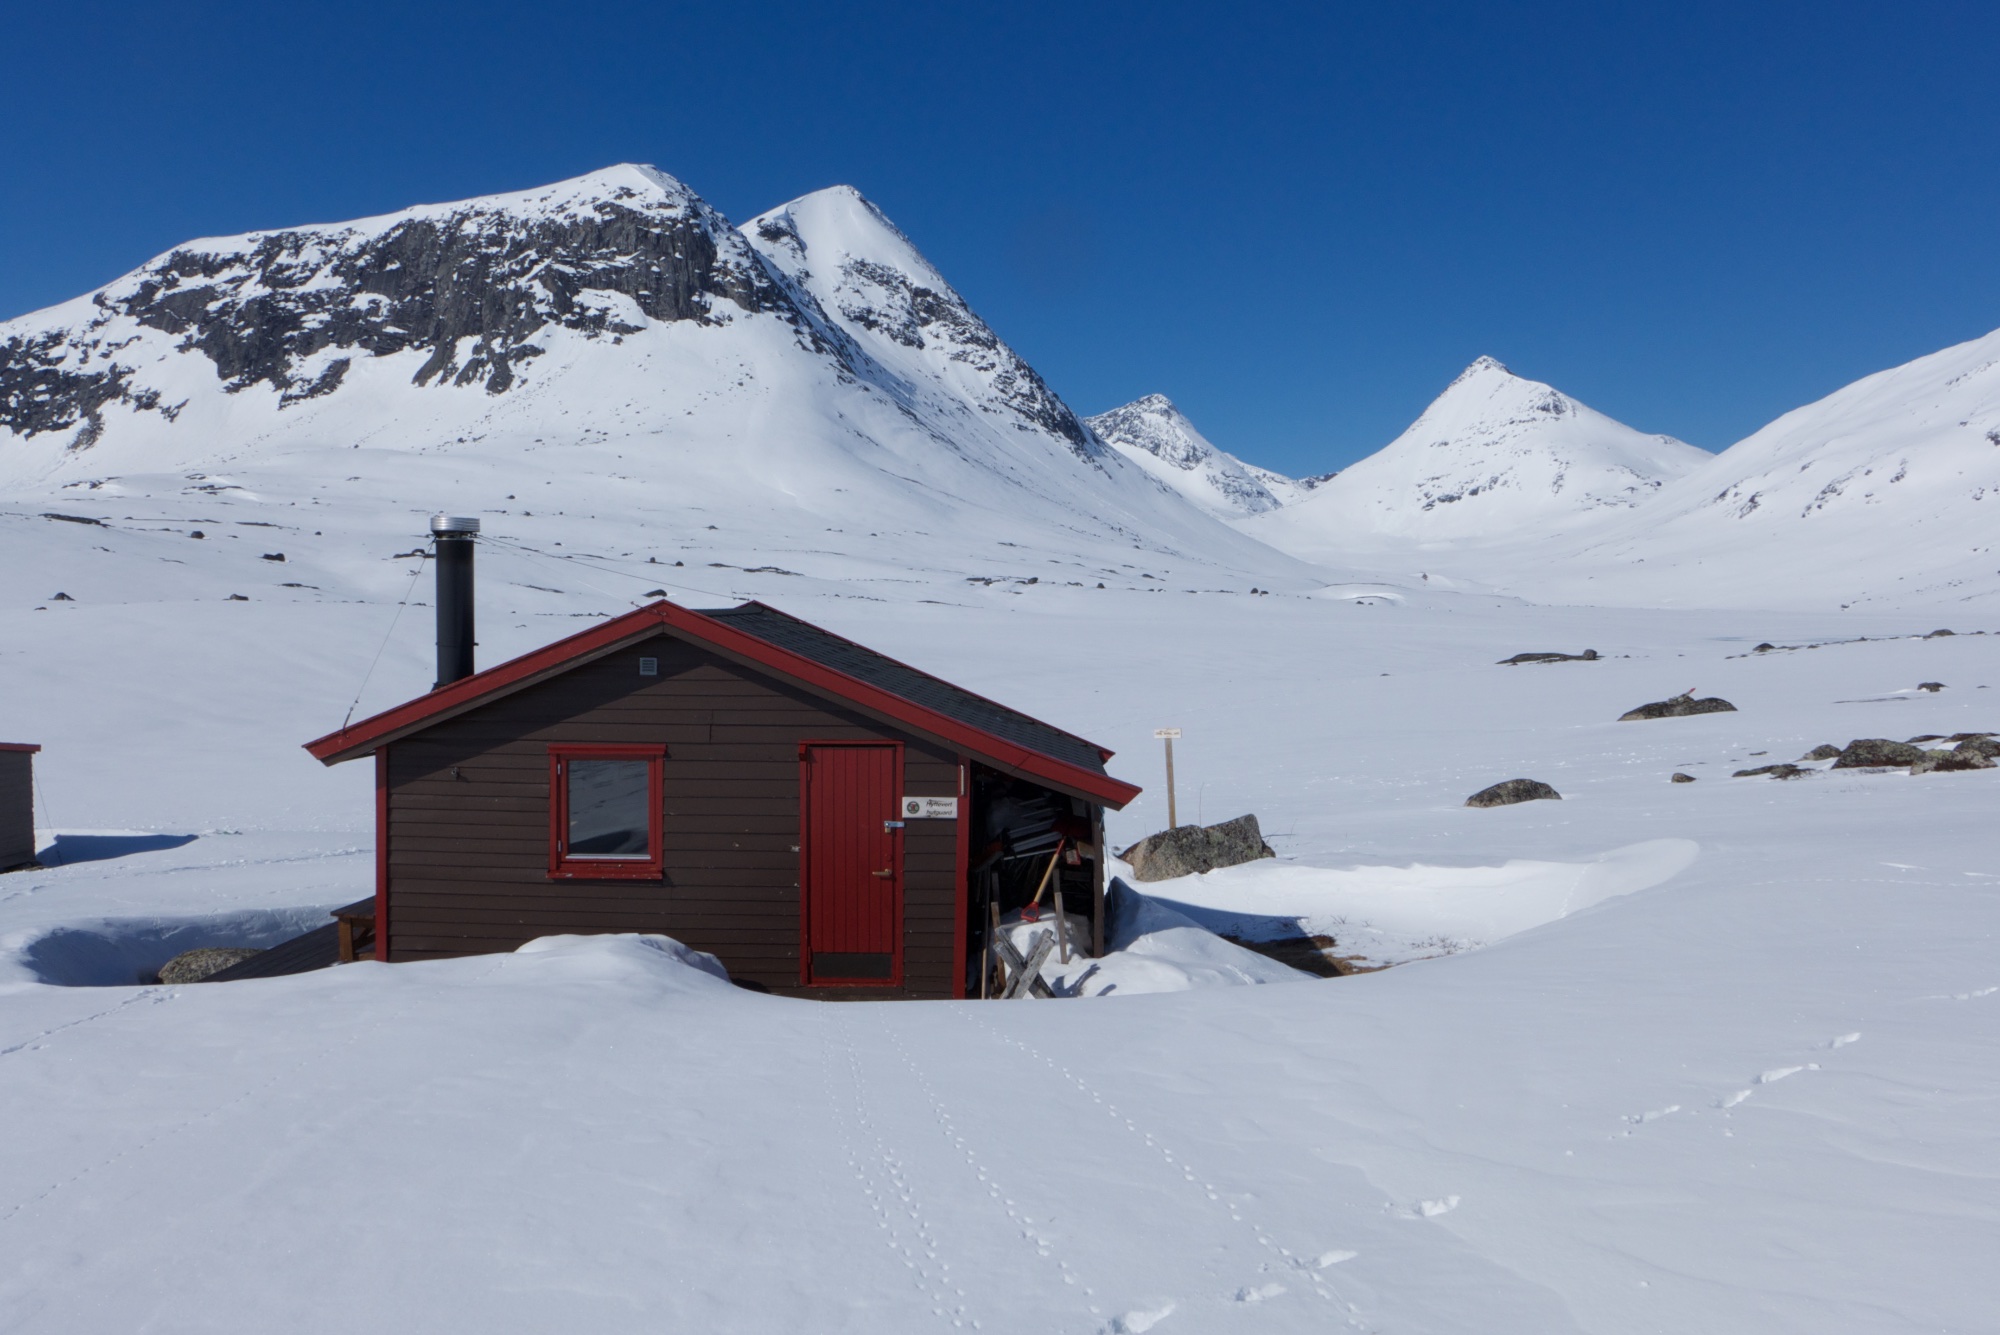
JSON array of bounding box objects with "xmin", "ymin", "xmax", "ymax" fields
[
  {"xmin": 0, "ymin": 986, "xmax": 173, "ymax": 1059},
  {"xmin": 964, "ymin": 1013, "xmax": 1370, "ymax": 1332},
  {"xmin": 1608, "ymin": 1035, "xmax": 1864, "ymax": 1128},
  {"xmin": 821, "ymin": 1014, "xmax": 980, "ymax": 1331},
  {"xmin": 1106, "ymin": 1301, "xmax": 1176, "ymax": 1333},
  {"xmin": 1234, "ymin": 1282, "xmax": 1287, "ymax": 1303},
  {"xmin": 1922, "ymin": 985, "xmax": 1997, "ymax": 1001},
  {"xmin": 1387, "ymin": 1195, "xmax": 1460, "ymax": 1220},
  {"xmin": 0, "ymin": 953, "xmax": 480, "ymax": 1232},
  {"xmin": 1624, "ymin": 1105, "xmax": 1681, "ymax": 1125}
]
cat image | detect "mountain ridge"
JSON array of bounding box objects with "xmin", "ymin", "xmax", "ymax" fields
[{"xmin": 1085, "ymin": 394, "xmax": 1330, "ymax": 516}]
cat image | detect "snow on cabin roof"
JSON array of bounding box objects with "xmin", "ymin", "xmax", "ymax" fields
[
  {"xmin": 703, "ymin": 603, "xmax": 1112, "ymax": 775},
  {"xmin": 305, "ymin": 600, "xmax": 1138, "ymax": 808}
]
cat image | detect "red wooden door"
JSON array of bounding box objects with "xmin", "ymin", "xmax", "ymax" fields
[{"xmin": 802, "ymin": 744, "xmax": 902, "ymax": 984}]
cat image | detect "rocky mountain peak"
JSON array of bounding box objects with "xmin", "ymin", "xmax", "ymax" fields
[
  {"xmin": 1086, "ymin": 395, "xmax": 1323, "ymax": 515},
  {"xmin": 0, "ymin": 164, "xmax": 837, "ymax": 447},
  {"xmin": 1087, "ymin": 395, "xmax": 1211, "ymax": 470},
  {"xmin": 744, "ymin": 187, "xmax": 1101, "ymax": 461}
]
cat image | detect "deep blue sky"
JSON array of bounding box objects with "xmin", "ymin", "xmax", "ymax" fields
[{"xmin": 6, "ymin": 1, "xmax": 1998, "ymax": 474}]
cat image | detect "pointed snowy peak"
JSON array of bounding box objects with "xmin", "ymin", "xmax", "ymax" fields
[
  {"xmin": 743, "ymin": 187, "xmax": 1101, "ymax": 461},
  {"xmin": 1422, "ymin": 356, "xmax": 1597, "ymax": 429},
  {"xmin": 1085, "ymin": 394, "xmax": 1319, "ymax": 515},
  {"xmin": 1089, "ymin": 394, "xmax": 1212, "ymax": 469},
  {"xmin": 1253, "ymin": 358, "xmax": 1709, "ymax": 545}
]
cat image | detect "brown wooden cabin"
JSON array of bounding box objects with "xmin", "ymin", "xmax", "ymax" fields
[
  {"xmin": 305, "ymin": 601, "xmax": 1139, "ymax": 998},
  {"xmin": 0, "ymin": 743, "xmax": 40, "ymax": 873}
]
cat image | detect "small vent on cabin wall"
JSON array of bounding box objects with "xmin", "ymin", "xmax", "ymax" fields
[{"xmin": 639, "ymin": 657, "xmax": 659, "ymax": 677}]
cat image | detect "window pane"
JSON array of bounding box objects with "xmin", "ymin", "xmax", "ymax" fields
[{"xmin": 567, "ymin": 760, "xmax": 650, "ymax": 856}]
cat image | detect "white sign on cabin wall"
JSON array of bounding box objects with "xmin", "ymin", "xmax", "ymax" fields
[{"xmin": 901, "ymin": 796, "xmax": 959, "ymax": 819}]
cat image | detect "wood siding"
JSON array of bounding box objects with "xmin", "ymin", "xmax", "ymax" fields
[
  {"xmin": 383, "ymin": 633, "xmax": 963, "ymax": 996},
  {"xmin": 0, "ymin": 752, "xmax": 32, "ymax": 871}
]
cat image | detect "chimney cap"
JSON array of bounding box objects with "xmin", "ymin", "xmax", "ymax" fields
[{"xmin": 430, "ymin": 515, "xmax": 481, "ymax": 535}]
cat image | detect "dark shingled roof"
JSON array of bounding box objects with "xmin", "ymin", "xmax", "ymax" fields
[{"xmin": 703, "ymin": 603, "xmax": 1110, "ymax": 775}]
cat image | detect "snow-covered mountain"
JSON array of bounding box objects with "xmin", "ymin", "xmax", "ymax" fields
[
  {"xmin": 1515, "ymin": 325, "xmax": 2000, "ymax": 610},
  {"xmin": 0, "ymin": 165, "xmax": 1308, "ymax": 602},
  {"xmin": 1252, "ymin": 357, "xmax": 1709, "ymax": 550},
  {"xmin": 0, "ymin": 165, "xmax": 829, "ymax": 451},
  {"xmin": 742, "ymin": 185, "xmax": 1100, "ymax": 464},
  {"xmin": 1084, "ymin": 394, "xmax": 1331, "ymax": 516}
]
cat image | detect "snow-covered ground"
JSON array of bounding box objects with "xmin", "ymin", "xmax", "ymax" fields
[{"xmin": 4, "ymin": 565, "xmax": 1996, "ymax": 1332}]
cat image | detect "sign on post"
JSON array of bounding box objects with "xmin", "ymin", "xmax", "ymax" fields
[{"xmin": 1154, "ymin": 729, "xmax": 1181, "ymax": 827}]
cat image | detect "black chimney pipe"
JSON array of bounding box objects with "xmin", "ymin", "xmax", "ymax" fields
[{"xmin": 431, "ymin": 515, "xmax": 478, "ymax": 689}]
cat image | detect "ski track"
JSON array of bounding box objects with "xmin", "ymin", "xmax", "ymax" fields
[{"xmin": 962, "ymin": 1010, "xmax": 1370, "ymax": 1331}]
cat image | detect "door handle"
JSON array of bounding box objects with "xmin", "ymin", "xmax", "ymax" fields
[{"xmin": 871, "ymin": 869, "xmax": 894, "ymax": 879}]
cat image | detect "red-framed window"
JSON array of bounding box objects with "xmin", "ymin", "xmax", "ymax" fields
[{"xmin": 547, "ymin": 744, "xmax": 667, "ymax": 879}]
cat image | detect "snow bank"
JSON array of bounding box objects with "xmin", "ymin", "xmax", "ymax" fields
[
  {"xmin": 1012, "ymin": 882, "xmax": 1311, "ymax": 996},
  {"xmin": 510, "ymin": 933, "xmax": 735, "ymax": 992},
  {"xmin": 1139, "ymin": 839, "xmax": 1700, "ymax": 966}
]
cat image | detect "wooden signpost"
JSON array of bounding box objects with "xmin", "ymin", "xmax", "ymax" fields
[{"xmin": 1154, "ymin": 728, "xmax": 1181, "ymax": 828}]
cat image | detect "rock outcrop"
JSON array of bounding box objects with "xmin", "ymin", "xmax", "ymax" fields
[
  {"xmin": 1118, "ymin": 814, "xmax": 1276, "ymax": 882},
  {"xmin": 1465, "ymin": 779, "xmax": 1562, "ymax": 807},
  {"xmin": 1, "ymin": 166, "xmax": 829, "ymax": 439},
  {"xmin": 1831, "ymin": 738, "xmax": 1930, "ymax": 769},
  {"xmin": 1498, "ymin": 649, "xmax": 1599, "ymax": 665},
  {"xmin": 1619, "ymin": 693, "xmax": 1737, "ymax": 721},
  {"xmin": 157, "ymin": 946, "xmax": 263, "ymax": 984},
  {"xmin": 1911, "ymin": 749, "xmax": 1996, "ymax": 774}
]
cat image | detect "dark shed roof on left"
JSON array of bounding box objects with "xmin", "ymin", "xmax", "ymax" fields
[{"xmin": 306, "ymin": 600, "xmax": 1140, "ymax": 808}]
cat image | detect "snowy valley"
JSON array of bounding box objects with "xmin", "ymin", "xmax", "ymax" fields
[{"xmin": 3, "ymin": 165, "xmax": 1999, "ymax": 1334}]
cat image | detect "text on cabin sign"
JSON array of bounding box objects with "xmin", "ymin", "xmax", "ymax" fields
[{"xmin": 901, "ymin": 796, "xmax": 959, "ymax": 819}]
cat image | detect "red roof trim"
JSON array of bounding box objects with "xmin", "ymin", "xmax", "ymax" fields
[
  {"xmin": 0, "ymin": 743, "xmax": 42, "ymax": 754},
  {"xmin": 304, "ymin": 601, "xmax": 1140, "ymax": 808}
]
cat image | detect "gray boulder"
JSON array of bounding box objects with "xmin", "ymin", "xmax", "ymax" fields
[
  {"xmin": 158, "ymin": 946, "xmax": 263, "ymax": 984},
  {"xmin": 1465, "ymin": 779, "xmax": 1562, "ymax": 808},
  {"xmin": 1831, "ymin": 738, "xmax": 1930, "ymax": 769},
  {"xmin": 1619, "ymin": 693, "xmax": 1737, "ymax": 721},
  {"xmin": 1800, "ymin": 743, "xmax": 1843, "ymax": 761},
  {"xmin": 1497, "ymin": 649, "xmax": 1599, "ymax": 665},
  {"xmin": 1733, "ymin": 763, "xmax": 1807, "ymax": 779},
  {"xmin": 1119, "ymin": 814, "xmax": 1276, "ymax": 882},
  {"xmin": 1670, "ymin": 772, "xmax": 1696, "ymax": 783},
  {"xmin": 1954, "ymin": 735, "xmax": 2000, "ymax": 760},
  {"xmin": 1918, "ymin": 681, "xmax": 1946, "ymax": 693},
  {"xmin": 1912, "ymin": 749, "xmax": 1996, "ymax": 775}
]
